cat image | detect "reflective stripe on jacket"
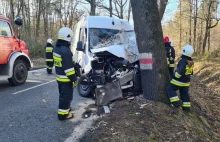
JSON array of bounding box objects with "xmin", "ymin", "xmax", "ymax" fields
[
  {"xmin": 171, "ymin": 56, "xmax": 193, "ymax": 87},
  {"xmin": 53, "ymin": 40, "xmax": 76, "ymax": 84},
  {"xmin": 45, "ymin": 43, "xmax": 54, "ymax": 61}
]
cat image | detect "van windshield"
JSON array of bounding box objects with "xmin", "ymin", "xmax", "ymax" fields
[{"xmin": 89, "ymin": 28, "xmax": 121, "ymax": 49}]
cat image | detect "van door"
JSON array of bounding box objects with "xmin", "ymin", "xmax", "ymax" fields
[
  {"xmin": 0, "ymin": 20, "xmax": 15, "ymax": 64},
  {"xmin": 77, "ymin": 27, "xmax": 86, "ymax": 68}
]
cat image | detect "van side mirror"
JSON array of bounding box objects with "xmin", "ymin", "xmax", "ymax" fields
[{"xmin": 76, "ymin": 41, "xmax": 84, "ymax": 52}]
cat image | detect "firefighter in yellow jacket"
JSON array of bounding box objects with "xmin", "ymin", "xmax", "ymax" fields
[
  {"xmin": 45, "ymin": 38, "xmax": 54, "ymax": 74},
  {"xmin": 53, "ymin": 27, "xmax": 77, "ymax": 120}
]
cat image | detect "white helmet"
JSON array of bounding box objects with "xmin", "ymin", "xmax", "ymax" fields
[
  {"xmin": 182, "ymin": 45, "xmax": 194, "ymax": 57},
  {"xmin": 58, "ymin": 27, "xmax": 73, "ymax": 42},
  {"xmin": 47, "ymin": 38, "xmax": 53, "ymax": 44},
  {"xmin": 170, "ymin": 39, "xmax": 174, "ymax": 47}
]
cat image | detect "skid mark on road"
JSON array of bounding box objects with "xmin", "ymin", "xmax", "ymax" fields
[{"xmin": 12, "ymin": 80, "xmax": 56, "ymax": 95}]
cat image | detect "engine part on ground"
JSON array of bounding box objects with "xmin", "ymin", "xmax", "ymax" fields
[{"xmin": 95, "ymin": 81, "xmax": 122, "ymax": 106}]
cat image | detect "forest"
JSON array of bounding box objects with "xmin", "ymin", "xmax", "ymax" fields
[{"xmin": 1, "ymin": 0, "xmax": 219, "ymax": 58}]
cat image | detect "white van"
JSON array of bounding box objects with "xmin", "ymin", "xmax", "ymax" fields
[{"xmin": 71, "ymin": 16, "xmax": 140, "ymax": 97}]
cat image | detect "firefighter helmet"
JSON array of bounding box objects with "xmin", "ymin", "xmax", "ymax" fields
[
  {"xmin": 164, "ymin": 36, "xmax": 170, "ymax": 43},
  {"xmin": 182, "ymin": 45, "xmax": 194, "ymax": 57},
  {"xmin": 47, "ymin": 38, "xmax": 53, "ymax": 44},
  {"xmin": 58, "ymin": 27, "xmax": 73, "ymax": 42}
]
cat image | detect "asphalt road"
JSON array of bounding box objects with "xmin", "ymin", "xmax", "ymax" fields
[{"xmin": 0, "ymin": 68, "xmax": 95, "ymax": 142}]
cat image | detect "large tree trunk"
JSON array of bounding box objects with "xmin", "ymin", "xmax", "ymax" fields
[{"xmin": 131, "ymin": 0, "xmax": 169, "ymax": 102}]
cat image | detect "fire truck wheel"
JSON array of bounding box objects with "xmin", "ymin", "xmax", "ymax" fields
[{"xmin": 8, "ymin": 60, "xmax": 28, "ymax": 86}]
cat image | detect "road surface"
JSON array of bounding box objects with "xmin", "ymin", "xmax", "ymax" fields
[{"xmin": 0, "ymin": 68, "xmax": 96, "ymax": 142}]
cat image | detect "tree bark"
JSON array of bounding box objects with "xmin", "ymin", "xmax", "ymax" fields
[
  {"xmin": 158, "ymin": 0, "xmax": 168, "ymax": 21},
  {"xmin": 189, "ymin": 0, "xmax": 192, "ymax": 45},
  {"xmin": 179, "ymin": 0, "xmax": 182, "ymax": 49},
  {"xmin": 193, "ymin": 0, "xmax": 198, "ymax": 52},
  {"xmin": 131, "ymin": 0, "xmax": 169, "ymax": 102},
  {"xmin": 202, "ymin": 21, "xmax": 208, "ymax": 54},
  {"xmin": 109, "ymin": 0, "xmax": 113, "ymax": 17},
  {"xmin": 127, "ymin": 0, "xmax": 131, "ymax": 21},
  {"xmin": 90, "ymin": 0, "xmax": 96, "ymax": 15}
]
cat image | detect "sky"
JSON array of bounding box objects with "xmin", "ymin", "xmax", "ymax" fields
[
  {"xmin": 162, "ymin": 0, "xmax": 179, "ymax": 25},
  {"xmin": 128, "ymin": 0, "xmax": 179, "ymax": 26}
]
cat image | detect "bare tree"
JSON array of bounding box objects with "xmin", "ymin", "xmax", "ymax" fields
[{"xmin": 113, "ymin": 0, "xmax": 128, "ymax": 19}]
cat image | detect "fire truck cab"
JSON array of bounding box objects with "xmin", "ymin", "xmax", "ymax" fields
[{"xmin": 0, "ymin": 15, "xmax": 33, "ymax": 86}]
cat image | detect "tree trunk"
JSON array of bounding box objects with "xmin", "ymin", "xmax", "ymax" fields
[
  {"xmin": 9, "ymin": 0, "xmax": 15, "ymax": 24},
  {"xmin": 179, "ymin": 0, "xmax": 182, "ymax": 49},
  {"xmin": 189, "ymin": 0, "xmax": 192, "ymax": 45},
  {"xmin": 158, "ymin": 0, "xmax": 168, "ymax": 21},
  {"xmin": 208, "ymin": 28, "xmax": 211, "ymax": 52},
  {"xmin": 127, "ymin": 0, "xmax": 131, "ymax": 21},
  {"xmin": 90, "ymin": 0, "xmax": 96, "ymax": 15},
  {"xmin": 43, "ymin": 2, "xmax": 48, "ymax": 39},
  {"xmin": 131, "ymin": 0, "xmax": 169, "ymax": 102},
  {"xmin": 109, "ymin": 0, "xmax": 113, "ymax": 17},
  {"xmin": 120, "ymin": 0, "xmax": 123, "ymax": 19},
  {"xmin": 193, "ymin": 0, "xmax": 197, "ymax": 52},
  {"xmin": 202, "ymin": 21, "xmax": 209, "ymax": 54},
  {"xmin": 36, "ymin": 0, "xmax": 42, "ymax": 39}
]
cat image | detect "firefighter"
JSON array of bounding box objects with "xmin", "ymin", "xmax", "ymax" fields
[
  {"xmin": 45, "ymin": 38, "xmax": 54, "ymax": 74},
  {"xmin": 164, "ymin": 36, "xmax": 175, "ymax": 78},
  {"xmin": 167, "ymin": 45, "xmax": 194, "ymax": 111},
  {"xmin": 53, "ymin": 27, "xmax": 77, "ymax": 121}
]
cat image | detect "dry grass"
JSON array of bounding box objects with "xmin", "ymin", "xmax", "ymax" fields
[
  {"xmin": 80, "ymin": 59, "xmax": 220, "ymax": 142},
  {"xmin": 31, "ymin": 58, "xmax": 45, "ymax": 69}
]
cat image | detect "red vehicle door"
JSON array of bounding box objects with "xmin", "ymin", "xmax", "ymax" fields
[{"xmin": 0, "ymin": 20, "xmax": 17, "ymax": 64}]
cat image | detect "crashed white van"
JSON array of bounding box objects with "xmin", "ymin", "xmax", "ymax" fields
[{"xmin": 71, "ymin": 16, "xmax": 141, "ymax": 99}]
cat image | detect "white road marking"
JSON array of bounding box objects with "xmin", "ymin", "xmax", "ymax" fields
[
  {"xmin": 65, "ymin": 100, "xmax": 98, "ymax": 142},
  {"xmin": 12, "ymin": 80, "xmax": 56, "ymax": 95}
]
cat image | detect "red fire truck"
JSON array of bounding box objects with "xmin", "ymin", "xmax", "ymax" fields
[{"xmin": 0, "ymin": 15, "xmax": 33, "ymax": 86}]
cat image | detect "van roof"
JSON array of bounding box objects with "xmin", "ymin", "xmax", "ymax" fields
[{"xmin": 84, "ymin": 16, "xmax": 133, "ymax": 31}]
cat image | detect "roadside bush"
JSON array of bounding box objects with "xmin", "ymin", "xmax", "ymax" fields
[{"xmin": 28, "ymin": 42, "xmax": 45, "ymax": 58}]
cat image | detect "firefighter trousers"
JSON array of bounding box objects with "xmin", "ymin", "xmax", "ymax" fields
[
  {"xmin": 58, "ymin": 83, "xmax": 73, "ymax": 120},
  {"xmin": 167, "ymin": 84, "xmax": 191, "ymax": 111},
  {"xmin": 168, "ymin": 67, "xmax": 174, "ymax": 79},
  {"xmin": 46, "ymin": 61, "xmax": 53, "ymax": 74}
]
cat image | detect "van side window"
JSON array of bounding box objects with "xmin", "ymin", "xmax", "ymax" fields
[{"xmin": 0, "ymin": 21, "xmax": 12, "ymax": 37}]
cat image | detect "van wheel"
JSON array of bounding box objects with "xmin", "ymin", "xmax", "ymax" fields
[
  {"xmin": 77, "ymin": 76, "xmax": 92, "ymax": 97},
  {"xmin": 8, "ymin": 60, "xmax": 28, "ymax": 86}
]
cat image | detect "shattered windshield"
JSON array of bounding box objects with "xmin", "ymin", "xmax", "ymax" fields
[{"xmin": 89, "ymin": 28, "xmax": 121, "ymax": 49}]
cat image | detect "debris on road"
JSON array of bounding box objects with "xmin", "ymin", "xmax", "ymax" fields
[
  {"xmin": 82, "ymin": 110, "xmax": 93, "ymax": 119},
  {"xmin": 103, "ymin": 106, "xmax": 110, "ymax": 114}
]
